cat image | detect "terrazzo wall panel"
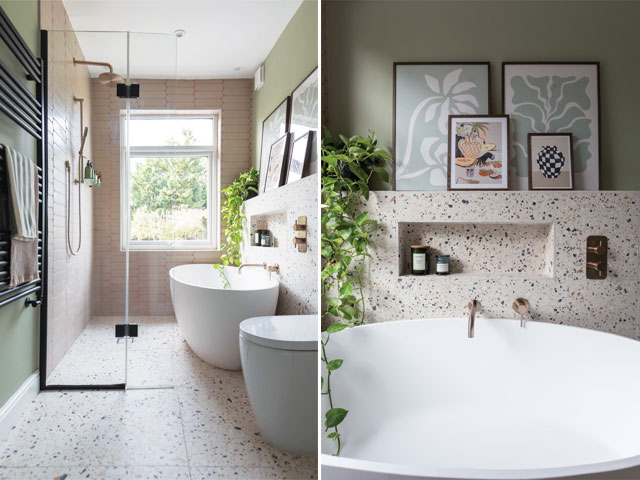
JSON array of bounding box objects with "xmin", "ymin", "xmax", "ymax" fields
[
  {"xmin": 91, "ymin": 78, "xmax": 252, "ymax": 316},
  {"xmin": 41, "ymin": 0, "xmax": 95, "ymax": 374},
  {"xmin": 360, "ymin": 191, "xmax": 640, "ymax": 339},
  {"xmin": 243, "ymin": 174, "xmax": 318, "ymax": 315}
]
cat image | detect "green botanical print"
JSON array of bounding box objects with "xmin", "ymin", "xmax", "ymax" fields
[{"xmin": 510, "ymin": 75, "xmax": 592, "ymax": 176}]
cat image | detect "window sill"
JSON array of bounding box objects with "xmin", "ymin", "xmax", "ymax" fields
[{"xmin": 121, "ymin": 247, "xmax": 222, "ymax": 253}]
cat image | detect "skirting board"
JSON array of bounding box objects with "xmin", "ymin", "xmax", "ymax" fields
[{"xmin": 0, "ymin": 371, "xmax": 39, "ymax": 443}]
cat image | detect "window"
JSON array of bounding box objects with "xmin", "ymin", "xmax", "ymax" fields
[{"xmin": 121, "ymin": 110, "xmax": 219, "ymax": 251}]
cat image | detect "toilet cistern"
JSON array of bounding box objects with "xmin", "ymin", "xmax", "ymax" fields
[
  {"xmin": 512, "ymin": 298, "xmax": 530, "ymax": 327},
  {"xmin": 468, "ymin": 299, "xmax": 480, "ymax": 338}
]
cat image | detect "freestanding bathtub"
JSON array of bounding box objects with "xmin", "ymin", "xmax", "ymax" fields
[
  {"xmin": 169, "ymin": 264, "xmax": 279, "ymax": 370},
  {"xmin": 321, "ymin": 318, "xmax": 640, "ymax": 480}
]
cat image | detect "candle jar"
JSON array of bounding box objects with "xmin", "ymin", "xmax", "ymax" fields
[
  {"xmin": 411, "ymin": 245, "xmax": 429, "ymax": 275},
  {"xmin": 436, "ymin": 255, "xmax": 450, "ymax": 275}
]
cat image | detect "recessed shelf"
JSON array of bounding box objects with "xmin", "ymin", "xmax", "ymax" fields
[
  {"xmin": 249, "ymin": 211, "xmax": 286, "ymax": 249},
  {"xmin": 398, "ymin": 221, "xmax": 555, "ymax": 278}
]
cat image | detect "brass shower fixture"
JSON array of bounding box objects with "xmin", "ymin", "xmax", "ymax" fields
[{"xmin": 73, "ymin": 58, "xmax": 124, "ymax": 85}]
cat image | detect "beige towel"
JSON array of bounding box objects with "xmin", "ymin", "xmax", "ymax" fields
[
  {"xmin": 3, "ymin": 145, "xmax": 39, "ymax": 288},
  {"xmin": 9, "ymin": 236, "xmax": 38, "ymax": 287}
]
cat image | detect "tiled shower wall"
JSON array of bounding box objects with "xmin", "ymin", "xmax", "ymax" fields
[
  {"xmin": 41, "ymin": 0, "xmax": 95, "ymax": 374},
  {"xmin": 360, "ymin": 191, "xmax": 640, "ymax": 339},
  {"xmin": 91, "ymin": 78, "xmax": 252, "ymax": 315}
]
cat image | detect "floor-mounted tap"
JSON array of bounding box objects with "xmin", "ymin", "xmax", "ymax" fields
[{"xmin": 468, "ymin": 299, "xmax": 480, "ymax": 338}]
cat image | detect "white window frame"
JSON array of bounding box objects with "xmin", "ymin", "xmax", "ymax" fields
[{"xmin": 120, "ymin": 109, "xmax": 221, "ymax": 251}]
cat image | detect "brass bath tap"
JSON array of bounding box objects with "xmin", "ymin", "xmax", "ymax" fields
[{"xmin": 468, "ymin": 299, "xmax": 480, "ymax": 338}]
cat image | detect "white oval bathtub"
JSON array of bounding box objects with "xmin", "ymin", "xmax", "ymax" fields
[
  {"xmin": 169, "ymin": 264, "xmax": 279, "ymax": 370},
  {"xmin": 321, "ymin": 318, "xmax": 640, "ymax": 480}
]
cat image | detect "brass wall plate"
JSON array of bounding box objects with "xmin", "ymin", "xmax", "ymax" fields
[
  {"xmin": 586, "ymin": 235, "xmax": 607, "ymax": 280},
  {"xmin": 292, "ymin": 216, "xmax": 308, "ymax": 253}
]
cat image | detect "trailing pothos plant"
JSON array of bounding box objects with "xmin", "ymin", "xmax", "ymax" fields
[
  {"xmin": 321, "ymin": 127, "xmax": 391, "ymax": 455},
  {"xmin": 214, "ymin": 168, "xmax": 259, "ymax": 287}
]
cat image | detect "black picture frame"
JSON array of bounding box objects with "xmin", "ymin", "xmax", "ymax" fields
[
  {"xmin": 286, "ymin": 130, "xmax": 314, "ymax": 184},
  {"xmin": 263, "ymin": 133, "xmax": 291, "ymax": 192},
  {"xmin": 527, "ymin": 132, "xmax": 574, "ymax": 191},
  {"xmin": 259, "ymin": 97, "xmax": 291, "ymax": 192}
]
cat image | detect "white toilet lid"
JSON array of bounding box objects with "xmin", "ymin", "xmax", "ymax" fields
[{"xmin": 239, "ymin": 315, "xmax": 318, "ymax": 351}]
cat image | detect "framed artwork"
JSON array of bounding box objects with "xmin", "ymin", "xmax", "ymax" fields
[
  {"xmin": 264, "ymin": 133, "xmax": 290, "ymax": 192},
  {"xmin": 447, "ymin": 115, "xmax": 509, "ymax": 190},
  {"xmin": 287, "ymin": 131, "xmax": 314, "ymax": 185},
  {"xmin": 393, "ymin": 62, "xmax": 490, "ymax": 191},
  {"xmin": 528, "ymin": 133, "xmax": 574, "ymax": 190},
  {"xmin": 502, "ymin": 62, "xmax": 600, "ymax": 190},
  {"xmin": 259, "ymin": 97, "xmax": 290, "ymax": 192},
  {"xmin": 290, "ymin": 68, "xmax": 318, "ymax": 177}
]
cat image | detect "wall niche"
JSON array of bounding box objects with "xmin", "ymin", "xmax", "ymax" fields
[{"xmin": 398, "ymin": 221, "xmax": 555, "ymax": 278}]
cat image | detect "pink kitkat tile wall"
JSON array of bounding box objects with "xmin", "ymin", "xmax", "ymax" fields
[
  {"xmin": 91, "ymin": 78, "xmax": 253, "ymax": 316},
  {"xmin": 42, "ymin": 0, "xmax": 95, "ymax": 374}
]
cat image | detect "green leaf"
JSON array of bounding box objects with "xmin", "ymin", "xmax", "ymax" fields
[
  {"xmin": 326, "ymin": 323, "xmax": 348, "ymax": 334},
  {"xmin": 325, "ymin": 408, "xmax": 348, "ymax": 429},
  {"xmin": 373, "ymin": 167, "xmax": 390, "ymax": 183},
  {"xmin": 326, "ymin": 359, "xmax": 343, "ymax": 371},
  {"xmin": 348, "ymin": 163, "xmax": 367, "ymax": 180},
  {"xmin": 327, "ymin": 431, "xmax": 339, "ymax": 439},
  {"xmin": 339, "ymin": 280, "xmax": 353, "ymax": 296},
  {"xmin": 355, "ymin": 212, "xmax": 368, "ymax": 225}
]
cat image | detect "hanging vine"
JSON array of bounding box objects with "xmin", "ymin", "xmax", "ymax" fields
[
  {"xmin": 214, "ymin": 167, "xmax": 259, "ymax": 287},
  {"xmin": 321, "ymin": 128, "xmax": 391, "ymax": 455}
]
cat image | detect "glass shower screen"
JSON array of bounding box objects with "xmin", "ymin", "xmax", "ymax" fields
[{"xmin": 43, "ymin": 30, "xmax": 177, "ymax": 389}]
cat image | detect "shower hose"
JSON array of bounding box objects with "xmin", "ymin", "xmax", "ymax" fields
[{"xmin": 66, "ymin": 158, "xmax": 82, "ymax": 255}]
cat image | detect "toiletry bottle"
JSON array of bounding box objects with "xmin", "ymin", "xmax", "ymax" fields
[{"xmin": 436, "ymin": 255, "xmax": 450, "ymax": 275}]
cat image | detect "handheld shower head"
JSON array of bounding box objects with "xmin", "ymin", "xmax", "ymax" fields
[{"xmin": 79, "ymin": 126, "xmax": 89, "ymax": 156}]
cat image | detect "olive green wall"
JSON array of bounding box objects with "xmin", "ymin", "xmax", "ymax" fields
[
  {"xmin": 252, "ymin": 0, "xmax": 318, "ymax": 170},
  {"xmin": 325, "ymin": 0, "xmax": 640, "ymax": 190},
  {"xmin": 0, "ymin": 0, "xmax": 40, "ymax": 407}
]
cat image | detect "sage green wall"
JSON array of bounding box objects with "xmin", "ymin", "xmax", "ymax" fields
[
  {"xmin": 0, "ymin": 0, "xmax": 40, "ymax": 407},
  {"xmin": 252, "ymin": 0, "xmax": 318, "ymax": 170},
  {"xmin": 325, "ymin": 0, "xmax": 640, "ymax": 190}
]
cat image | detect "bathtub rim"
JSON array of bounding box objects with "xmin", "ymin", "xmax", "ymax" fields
[
  {"xmin": 169, "ymin": 263, "xmax": 279, "ymax": 292},
  {"xmin": 321, "ymin": 317, "xmax": 640, "ymax": 479},
  {"xmin": 321, "ymin": 452, "xmax": 640, "ymax": 480}
]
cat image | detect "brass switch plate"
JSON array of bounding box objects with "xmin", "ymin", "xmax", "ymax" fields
[{"xmin": 586, "ymin": 235, "xmax": 607, "ymax": 280}]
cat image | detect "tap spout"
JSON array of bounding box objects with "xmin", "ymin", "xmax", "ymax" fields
[
  {"xmin": 468, "ymin": 299, "xmax": 480, "ymax": 338},
  {"xmin": 238, "ymin": 263, "xmax": 266, "ymax": 274}
]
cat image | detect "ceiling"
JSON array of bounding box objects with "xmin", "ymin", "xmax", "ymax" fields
[{"xmin": 62, "ymin": 0, "xmax": 304, "ymax": 79}]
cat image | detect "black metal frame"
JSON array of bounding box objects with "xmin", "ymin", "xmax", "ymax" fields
[
  {"xmin": 37, "ymin": 30, "xmax": 124, "ymax": 391},
  {"xmin": 0, "ymin": 10, "xmax": 124, "ymax": 391}
]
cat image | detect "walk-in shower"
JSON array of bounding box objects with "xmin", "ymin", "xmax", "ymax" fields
[{"xmin": 43, "ymin": 29, "xmax": 179, "ymax": 390}]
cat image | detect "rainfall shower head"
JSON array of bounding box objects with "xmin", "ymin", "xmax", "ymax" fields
[
  {"xmin": 73, "ymin": 58, "xmax": 124, "ymax": 85},
  {"xmin": 97, "ymin": 71, "xmax": 124, "ymax": 85}
]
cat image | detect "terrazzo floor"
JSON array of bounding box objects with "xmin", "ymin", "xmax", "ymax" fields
[{"xmin": 0, "ymin": 317, "xmax": 317, "ymax": 479}]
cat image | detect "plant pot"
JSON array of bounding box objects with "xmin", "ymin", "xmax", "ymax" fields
[{"xmin": 246, "ymin": 189, "xmax": 258, "ymax": 200}]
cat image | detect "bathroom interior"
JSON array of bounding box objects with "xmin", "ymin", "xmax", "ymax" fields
[
  {"xmin": 321, "ymin": 1, "xmax": 640, "ymax": 480},
  {"xmin": 0, "ymin": 0, "xmax": 318, "ymax": 479}
]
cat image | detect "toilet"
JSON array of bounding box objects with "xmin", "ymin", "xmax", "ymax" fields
[{"xmin": 239, "ymin": 314, "xmax": 318, "ymax": 453}]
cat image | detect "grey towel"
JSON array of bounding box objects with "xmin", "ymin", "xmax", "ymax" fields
[{"xmin": 3, "ymin": 145, "xmax": 39, "ymax": 288}]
